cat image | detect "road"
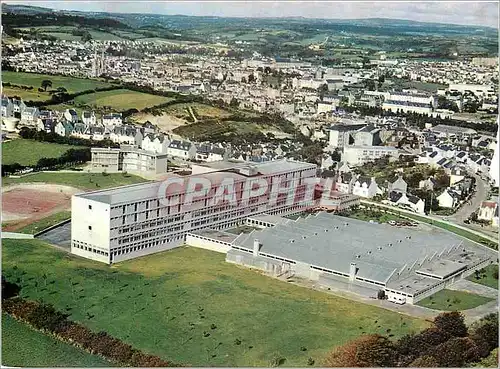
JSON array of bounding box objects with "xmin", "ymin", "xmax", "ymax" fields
[
  {"xmin": 447, "ymin": 172, "xmax": 488, "ymax": 222},
  {"xmin": 441, "ymin": 172, "xmax": 497, "ymax": 238}
]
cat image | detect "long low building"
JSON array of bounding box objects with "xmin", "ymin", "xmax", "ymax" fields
[
  {"xmin": 71, "ymin": 159, "xmax": 317, "ymax": 263},
  {"xmin": 188, "ymin": 212, "xmax": 493, "ymax": 304}
]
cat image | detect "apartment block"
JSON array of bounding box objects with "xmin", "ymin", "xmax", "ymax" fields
[{"xmin": 90, "ymin": 145, "xmax": 168, "ymax": 175}]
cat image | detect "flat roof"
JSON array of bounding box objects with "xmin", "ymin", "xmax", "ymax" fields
[
  {"xmin": 231, "ymin": 212, "xmax": 488, "ymax": 287},
  {"xmin": 247, "ymin": 214, "xmax": 291, "ymax": 226},
  {"xmin": 76, "ymin": 159, "xmax": 316, "ymax": 205},
  {"xmin": 188, "ymin": 229, "xmax": 239, "ymax": 244}
]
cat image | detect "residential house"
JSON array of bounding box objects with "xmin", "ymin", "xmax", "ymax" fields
[
  {"xmin": 88, "ymin": 126, "xmax": 106, "ymax": 141},
  {"xmin": 450, "ymin": 168, "xmax": 466, "ymax": 186},
  {"xmin": 82, "ymin": 111, "xmax": 97, "ymax": 126},
  {"xmin": 71, "ymin": 122, "xmax": 89, "ymax": 139},
  {"xmin": 37, "ymin": 118, "xmax": 56, "ymax": 133},
  {"xmin": 55, "ymin": 121, "xmax": 74, "ymax": 137},
  {"xmin": 388, "ymin": 174, "xmax": 408, "ymax": 194},
  {"xmin": 64, "ymin": 109, "xmax": 79, "ymax": 124},
  {"xmin": 436, "ymin": 189, "xmax": 460, "ymax": 208},
  {"xmin": 12, "ymin": 98, "xmax": 26, "ymax": 115},
  {"xmin": 141, "ymin": 133, "xmax": 170, "ymax": 154},
  {"xmin": 477, "ymin": 199, "xmax": 498, "ymax": 226},
  {"xmin": 168, "ymin": 140, "xmax": 196, "ymax": 160},
  {"xmin": 335, "ymin": 171, "xmax": 354, "ymax": 194},
  {"xmin": 1, "ymin": 97, "xmax": 14, "ymax": 118},
  {"xmin": 351, "ymin": 176, "xmax": 381, "ymax": 199},
  {"xmin": 102, "ymin": 113, "xmax": 123, "ymax": 127},
  {"xmin": 419, "ymin": 177, "xmax": 437, "ymax": 191},
  {"xmin": 109, "ymin": 125, "xmax": 141, "ymax": 145},
  {"xmin": 142, "ymin": 121, "xmax": 158, "ymax": 135},
  {"xmin": 196, "ymin": 144, "xmax": 225, "ymax": 162},
  {"xmin": 386, "ymin": 191, "xmax": 425, "ymax": 214},
  {"xmin": 21, "ymin": 107, "xmax": 39, "ymax": 124}
]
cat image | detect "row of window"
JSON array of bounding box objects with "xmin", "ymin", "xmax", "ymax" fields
[
  {"xmin": 72, "ymin": 242, "xmax": 109, "ymax": 257},
  {"xmin": 111, "ymin": 234, "xmax": 185, "ymax": 254},
  {"xmin": 259, "ymin": 252, "xmax": 296, "ymax": 265},
  {"xmin": 187, "ymin": 234, "xmax": 231, "ymax": 246},
  {"xmin": 311, "ymin": 265, "xmax": 350, "ymax": 278}
]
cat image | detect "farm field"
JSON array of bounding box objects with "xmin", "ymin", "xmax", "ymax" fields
[
  {"xmin": 163, "ymin": 102, "xmax": 233, "ymax": 120},
  {"xmin": 73, "ymin": 89, "xmax": 173, "ymax": 111},
  {"xmin": 2, "ymin": 86, "xmax": 51, "ymax": 101},
  {"xmin": 2, "ymin": 240, "xmax": 429, "ymax": 367},
  {"xmin": 466, "ymin": 264, "xmax": 499, "ymax": 289},
  {"xmin": 2, "ymin": 172, "xmax": 149, "ymax": 191},
  {"xmin": 416, "ymin": 289, "xmax": 494, "ymax": 311},
  {"xmin": 2, "ymin": 139, "xmax": 75, "ymax": 166},
  {"xmin": 2, "ymin": 314, "xmax": 111, "ymax": 367},
  {"xmin": 2, "ymin": 71, "xmax": 113, "ymax": 93}
]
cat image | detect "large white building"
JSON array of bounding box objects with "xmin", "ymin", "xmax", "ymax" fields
[
  {"xmin": 342, "ymin": 145, "xmax": 399, "ymax": 166},
  {"xmin": 448, "ymin": 84, "xmax": 495, "ymax": 97},
  {"xmin": 71, "ymin": 159, "xmax": 317, "ymax": 264}
]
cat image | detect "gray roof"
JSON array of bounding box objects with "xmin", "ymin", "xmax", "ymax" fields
[{"xmin": 232, "ymin": 212, "xmax": 482, "ymax": 285}]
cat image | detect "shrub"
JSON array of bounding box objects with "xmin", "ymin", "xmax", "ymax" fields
[{"xmin": 269, "ymin": 354, "xmax": 286, "ymax": 367}]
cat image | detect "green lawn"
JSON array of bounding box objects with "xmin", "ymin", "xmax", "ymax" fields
[
  {"xmin": 2, "ymin": 139, "xmax": 75, "ymax": 166},
  {"xmin": 2, "ymin": 86, "xmax": 52, "ymax": 101},
  {"xmin": 2, "ymin": 240, "xmax": 429, "ymax": 367},
  {"xmin": 2, "ymin": 71, "xmax": 113, "ymax": 93},
  {"xmin": 2, "ymin": 314, "xmax": 111, "ymax": 367},
  {"xmin": 15, "ymin": 211, "xmax": 71, "ymax": 234},
  {"xmin": 341, "ymin": 208, "xmax": 406, "ymax": 224},
  {"xmin": 466, "ymin": 264, "xmax": 499, "ymax": 290},
  {"xmin": 73, "ymin": 89, "xmax": 173, "ymax": 111},
  {"xmin": 416, "ymin": 289, "xmax": 493, "ymax": 311},
  {"xmin": 3, "ymin": 172, "xmax": 149, "ymax": 191}
]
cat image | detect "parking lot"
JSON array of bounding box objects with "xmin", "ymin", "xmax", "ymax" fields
[{"xmin": 36, "ymin": 221, "xmax": 71, "ymax": 251}]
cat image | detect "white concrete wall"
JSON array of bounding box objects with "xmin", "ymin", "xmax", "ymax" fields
[
  {"xmin": 71, "ymin": 195, "xmax": 111, "ymax": 263},
  {"xmin": 185, "ymin": 234, "xmax": 231, "ymax": 253}
]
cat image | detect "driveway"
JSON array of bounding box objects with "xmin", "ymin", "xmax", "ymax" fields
[{"xmin": 446, "ymin": 173, "xmax": 490, "ymax": 223}]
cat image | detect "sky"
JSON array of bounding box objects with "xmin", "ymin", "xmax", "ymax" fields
[{"xmin": 6, "ymin": 1, "xmax": 500, "ymax": 28}]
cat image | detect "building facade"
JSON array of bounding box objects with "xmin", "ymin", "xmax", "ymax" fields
[
  {"xmin": 71, "ymin": 160, "xmax": 318, "ymax": 264},
  {"xmin": 90, "ymin": 145, "xmax": 168, "ymax": 175}
]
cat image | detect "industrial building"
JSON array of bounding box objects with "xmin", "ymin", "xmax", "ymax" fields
[
  {"xmin": 186, "ymin": 212, "xmax": 493, "ymax": 304},
  {"xmin": 71, "ymin": 159, "xmax": 317, "ymax": 263}
]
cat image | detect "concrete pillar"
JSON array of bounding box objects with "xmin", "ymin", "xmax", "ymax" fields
[
  {"xmin": 349, "ymin": 262, "xmax": 357, "ymax": 281},
  {"xmin": 253, "ymin": 239, "xmax": 260, "ymax": 256}
]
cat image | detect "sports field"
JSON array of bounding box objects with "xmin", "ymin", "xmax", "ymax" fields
[
  {"xmin": 2, "ymin": 314, "xmax": 111, "ymax": 367},
  {"xmin": 73, "ymin": 89, "xmax": 173, "ymax": 111},
  {"xmin": 2, "ymin": 172, "xmax": 149, "ymax": 190},
  {"xmin": 2, "ymin": 71, "xmax": 113, "ymax": 93},
  {"xmin": 2, "ymin": 239, "xmax": 429, "ymax": 367},
  {"xmin": 2, "ymin": 139, "xmax": 75, "ymax": 166}
]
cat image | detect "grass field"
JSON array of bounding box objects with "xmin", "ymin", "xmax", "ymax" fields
[
  {"xmin": 2, "ymin": 314, "xmax": 111, "ymax": 367},
  {"xmin": 16, "ymin": 211, "xmax": 72, "ymax": 235},
  {"xmin": 341, "ymin": 208, "xmax": 406, "ymax": 224},
  {"xmin": 416, "ymin": 289, "xmax": 494, "ymax": 311},
  {"xmin": 466, "ymin": 264, "xmax": 499, "ymax": 290},
  {"xmin": 3, "ymin": 172, "xmax": 149, "ymax": 190},
  {"xmin": 73, "ymin": 89, "xmax": 173, "ymax": 111},
  {"xmin": 2, "ymin": 86, "xmax": 51, "ymax": 101},
  {"xmin": 164, "ymin": 102, "xmax": 232, "ymax": 120},
  {"xmin": 2, "ymin": 140, "xmax": 75, "ymax": 166},
  {"xmin": 2, "ymin": 240, "xmax": 429, "ymax": 367},
  {"xmin": 2, "ymin": 71, "xmax": 113, "ymax": 93}
]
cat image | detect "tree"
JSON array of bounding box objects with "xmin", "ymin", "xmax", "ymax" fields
[
  {"xmin": 430, "ymin": 337, "xmax": 481, "ymax": 367},
  {"xmin": 81, "ymin": 31, "xmax": 92, "ymax": 42},
  {"xmin": 377, "ymin": 290, "xmax": 386, "ymax": 300},
  {"xmin": 472, "ymin": 348, "xmax": 498, "ymax": 368},
  {"xmin": 248, "ymin": 73, "xmax": 256, "ymax": 83},
  {"xmin": 469, "ymin": 313, "xmax": 499, "ymax": 357},
  {"xmin": 229, "ymin": 98, "xmax": 239, "ymax": 108},
  {"xmin": 1, "ymin": 275, "xmax": 21, "ymax": 300},
  {"xmin": 395, "ymin": 328, "xmax": 451, "ymax": 366},
  {"xmin": 324, "ymin": 334, "xmax": 397, "ymax": 367},
  {"xmin": 434, "ymin": 311, "xmax": 468, "ymax": 337},
  {"xmin": 41, "ymin": 79, "xmax": 52, "ymax": 91},
  {"xmin": 364, "ymin": 79, "xmax": 376, "ymax": 91},
  {"xmin": 408, "ymin": 355, "xmax": 439, "ymax": 367},
  {"xmin": 331, "ymin": 149, "xmax": 341, "ymax": 162}
]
